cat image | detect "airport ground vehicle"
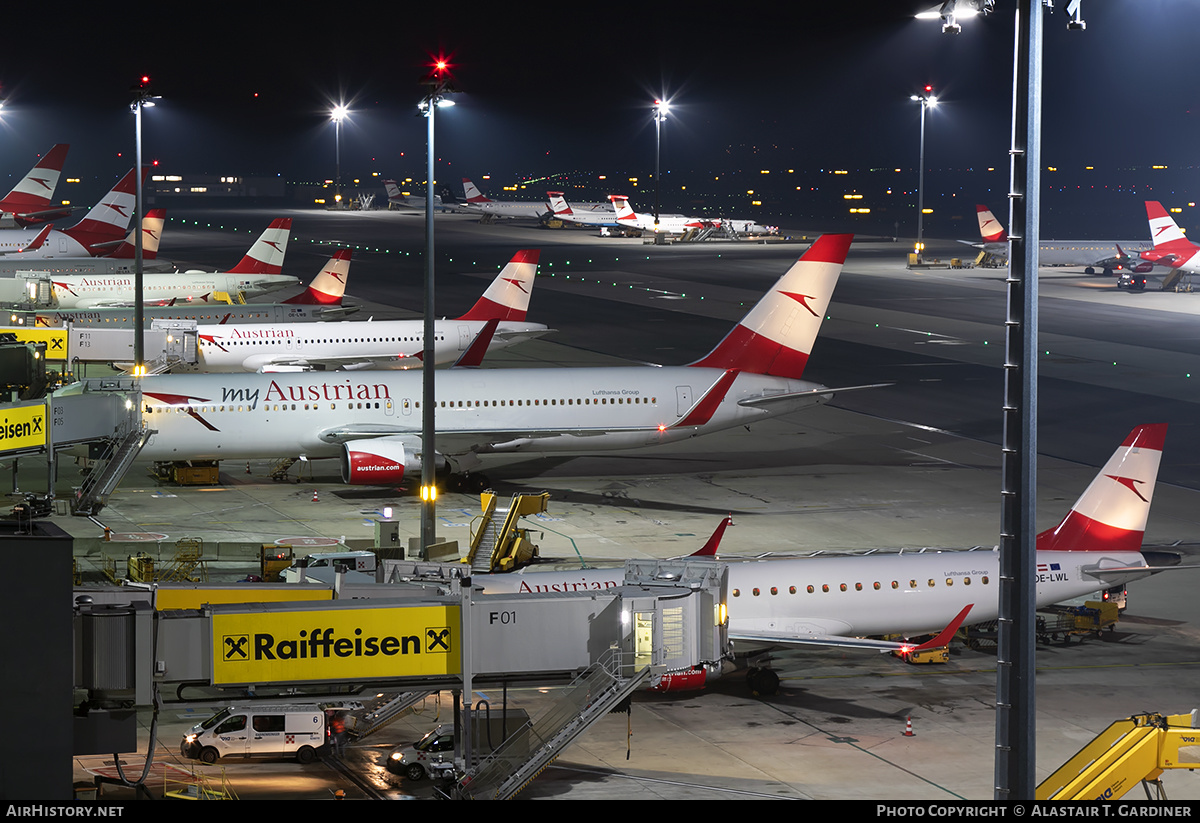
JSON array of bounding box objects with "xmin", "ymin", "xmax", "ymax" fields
[
  {"xmin": 1117, "ymin": 272, "xmax": 1148, "ymax": 291},
  {"xmin": 386, "ymin": 710, "xmax": 531, "ymax": 781},
  {"xmin": 181, "ymin": 704, "xmax": 329, "ymax": 764},
  {"xmin": 281, "ymin": 550, "xmax": 377, "ymax": 583}
]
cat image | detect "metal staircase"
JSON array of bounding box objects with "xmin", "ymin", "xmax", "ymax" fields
[
  {"xmin": 467, "ymin": 492, "xmax": 549, "ymax": 574},
  {"xmin": 70, "ymin": 425, "xmax": 153, "ymax": 516},
  {"xmin": 349, "ymin": 691, "xmax": 436, "ymax": 739},
  {"xmin": 453, "ymin": 649, "xmax": 650, "ymax": 800}
]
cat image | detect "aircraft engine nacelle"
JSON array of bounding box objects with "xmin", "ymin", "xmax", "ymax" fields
[
  {"xmin": 649, "ymin": 667, "xmax": 708, "ymax": 693},
  {"xmin": 340, "ymin": 438, "xmax": 420, "ymax": 485}
]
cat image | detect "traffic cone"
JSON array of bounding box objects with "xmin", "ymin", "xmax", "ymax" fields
[
  {"xmin": 312, "ymin": 489, "xmax": 319, "ymax": 503},
  {"xmin": 904, "ymin": 716, "xmax": 915, "ymax": 737}
]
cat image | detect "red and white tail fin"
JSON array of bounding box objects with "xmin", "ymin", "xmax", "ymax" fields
[
  {"xmin": 609, "ymin": 195, "xmax": 638, "ymax": 225},
  {"xmin": 688, "ymin": 234, "xmax": 852, "ymax": 379},
  {"xmin": 283, "ymin": 249, "xmax": 351, "ymax": 305},
  {"xmin": 976, "ymin": 204, "xmax": 1007, "ymax": 244},
  {"xmin": 66, "ymin": 167, "xmax": 146, "ymax": 239},
  {"xmin": 456, "ymin": 249, "xmax": 540, "ymax": 321},
  {"xmin": 1036, "ymin": 424, "xmax": 1166, "ymax": 554},
  {"xmin": 462, "ymin": 178, "xmax": 491, "ymax": 204},
  {"xmin": 383, "ymin": 179, "xmax": 403, "ymax": 204},
  {"xmin": 106, "ymin": 208, "xmax": 166, "ymax": 259},
  {"xmin": 547, "ymin": 192, "xmax": 572, "ymax": 217},
  {"xmin": 0, "ymin": 144, "xmax": 70, "ymax": 219},
  {"xmin": 1145, "ymin": 201, "xmax": 1195, "ymax": 256},
  {"xmin": 689, "ymin": 516, "xmax": 734, "ymax": 558},
  {"xmin": 227, "ymin": 218, "xmax": 291, "ymax": 274}
]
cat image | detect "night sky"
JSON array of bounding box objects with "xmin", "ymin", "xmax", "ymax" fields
[{"xmin": 2, "ymin": 2, "xmax": 1198, "ymax": 234}]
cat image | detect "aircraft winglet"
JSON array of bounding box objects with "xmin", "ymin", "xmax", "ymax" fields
[
  {"xmin": 452, "ymin": 318, "xmax": 500, "ymax": 368},
  {"xmin": 689, "ymin": 516, "xmax": 734, "ymax": 558}
]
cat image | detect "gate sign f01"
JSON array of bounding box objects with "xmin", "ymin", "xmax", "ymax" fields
[{"xmin": 212, "ymin": 605, "xmax": 460, "ymax": 686}]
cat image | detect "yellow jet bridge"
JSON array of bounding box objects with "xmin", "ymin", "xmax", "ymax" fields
[{"xmin": 1036, "ymin": 710, "xmax": 1200, "ymax": 801}]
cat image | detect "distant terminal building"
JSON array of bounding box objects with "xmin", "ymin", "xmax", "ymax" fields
[{"xmin": 146, "ymin": 173, "xmax": 287, "ymax": 201}]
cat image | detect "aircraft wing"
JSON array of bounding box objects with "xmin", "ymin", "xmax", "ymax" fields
[
  {"xmin": 255, "ymin": 352, "xmax": 421, "ymax": 372},
  {"xmin": 730, "ymin": 605, "xmax": 973, "ymax": 654},
  {"xmin": 737, "ymin": 383, "xmax": 893, "ymax": 409}
]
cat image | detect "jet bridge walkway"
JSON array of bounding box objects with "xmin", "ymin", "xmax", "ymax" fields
[{"xmin": 1036, "ymin": 710, "xmax": 1200, "ymax": 800}]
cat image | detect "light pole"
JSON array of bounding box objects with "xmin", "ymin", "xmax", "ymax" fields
[
  {"xmin": 652, "ymin": 99, "xmax": 670, "ymax": 236},
  {"xmin": 330, "ymin": 104, "xmax": 348, "ymax": 207},
  {"xmin": 910, "ymin": 85, "xmax": 937, "ymax": 264},
  {"xmin": 130, "ymin": 76, "xmax": 159, "ymax": 377},
  {"xmin": 417, "ymin": 60, "xmax": 456, "ymax": 557}
]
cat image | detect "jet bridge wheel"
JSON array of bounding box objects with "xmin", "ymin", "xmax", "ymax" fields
[{"xmin": 747, "ymin": 667, "xmax": 780, "ymax": 697}]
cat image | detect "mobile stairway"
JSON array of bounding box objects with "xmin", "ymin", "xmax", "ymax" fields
[
  {"xmin": 467, "ymin": 491, "xmax": 550, "ymax": 574},
  {"xmin": 450, "ymin": 649, "xmax": 651, "ymax": 800},
  {"xmin": 1036, "ymin": 710, "xmax": 1200, "ymax": 800}
]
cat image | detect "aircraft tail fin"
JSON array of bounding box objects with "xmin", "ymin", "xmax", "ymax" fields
[
  {"xmin": 609, "ymin": 195, "xmax": 638, "ymax": 225},
  {"xmin": 283, "ymin": 249, "xmax": 351, "ymax": 305},
  {"xmin": 462, "ymin": 178, "xmax": 491, "ymax": 203},
  {"xmin": 1145, "ymin": 201, "xmax": 1196, "ymax": 257},
  {"xmin": 456, "ymin": 249, "xmax": 540, "ymax": 322},
  {"xmin": 0, "ymin": 144, "xmax": 70, "ymax": 219},
  {"xmin": 976, "ymin": 204, "xmax": 1007, "ymax": 244},
  {"xmin": 227, "ymin": 218, "xmax": 291, "ymax": 274},
  {"xmin": 688, "ymin": 234, "xmax": 852, "ymax": 379},
  {"xmin": 383, "ymin": 179, "xmax": 403, "ymax": 204},
  {"xmin": 1036, "ymin": 424, "xmax": 1166, "ymax": 554},
  {"xmin": 106, "ymin": 208, "xmax": 166, "ymax": 259},
  {"xmin": 66, "ymin": 167, "xmax": 147, "ymax": 240},
  {"xmin": 547, "ymin": 192, "xmax": 572, "ymax": 217}
]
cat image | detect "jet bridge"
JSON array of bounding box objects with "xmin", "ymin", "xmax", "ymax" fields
[{"xmin": 74, "ymin": 559, "xmax": 729, "ymax": 798}]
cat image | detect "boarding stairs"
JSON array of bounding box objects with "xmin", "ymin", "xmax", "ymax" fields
[
  {"xmin": 70, "ymin": 425, "xmax": 153, "ymax": 516},
  {"xmin": 1036, "ymin": 710, "xmax": 1200, "ymax": 800},
  {"xmin": 348, "ymin": 691, "xmax": 436, "ymax": 739},
  {"xmin": 466, "ymin": 492, "xmax": 549, "ymax": 574},
  {"xmin": 453, "ymin": 650, "xmax": 651, "ymax": 800}
]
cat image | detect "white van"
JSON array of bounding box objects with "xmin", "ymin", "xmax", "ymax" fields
[
  {"xmin": 281, "ymin": 550, "xmax": 378, "ymax": 584},
  {"xmin": 181, "ymin": 704, "xmax": 326, "ymax": 764}
]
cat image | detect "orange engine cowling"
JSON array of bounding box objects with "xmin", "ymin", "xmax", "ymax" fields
[
  {"xmin": 650, "ymin": 667, "xmax": 707, "ymax": 693},
  {"xmin": 340, "ymin": 439, "xmax": 419, "ymax": 485}
]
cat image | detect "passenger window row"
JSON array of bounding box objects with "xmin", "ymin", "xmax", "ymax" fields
[{"xmin": 732, "ymin": 576, "xmax": 990, "ymax": 597}]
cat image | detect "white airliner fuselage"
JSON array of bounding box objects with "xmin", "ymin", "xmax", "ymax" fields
[
  {"xmin": 133, "ymin": 367, "xmax": 826, "ymax": 463},
  {"xmin": 187, "ymin": 318, "xmax": 550, "ymax": 372},
  {"xmin": 477, "ymin": 548, "xmax": 1148, "ymax": 641},
  {"xmin": 35, "ymin": 272, "xmax": 301, "ymax": 309}
]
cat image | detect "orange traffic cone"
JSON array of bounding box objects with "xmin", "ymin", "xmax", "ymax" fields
[
  {"xmin": 312, "ymin": 489, "xmax": 319, "ymax": 503},
  {"xmin": 904, "ymin": 716, "xmax": 915, "ymax": 737}
]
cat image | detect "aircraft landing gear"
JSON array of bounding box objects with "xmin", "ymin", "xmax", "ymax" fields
[{"xmin": 746, "ymin": 667, "xmax": 780, "ymax": 697}]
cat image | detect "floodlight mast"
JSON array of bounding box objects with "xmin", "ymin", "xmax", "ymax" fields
[
  {"xmin": 653, "ymin": 99, "xmax": 670, "ymax": 236},
  {"xmin": 921, "ymin": 0, "xmax": 1088, "ymax": 801},
  {"xmin": 910, "ymin": 86, "xmax": 937, "ymax": 263},
  {"xmin": 417, "ymin": 60, "xmax": 457, "ymax": 557},
  {"xmin": 130, "ymin": 76, "xmax": 159, "ymax": 378},
  {"xmin": 331, "ymin": 104, "xmax": 349, "ymax": 206}
]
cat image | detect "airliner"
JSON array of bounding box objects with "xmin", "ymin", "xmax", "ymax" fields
[
  {"xmin": 1140, "ymin": 201, "xmax": 1200, "ymax": 274},
  {"xmin": 382, "ymin": 179, "xmax": 468, "ymax": 213},
  {"xmin": 29, "ymin": 245, "xmax": 354, "ymax": 328},
  {"xmin": 184, "ymin": 250, "xmax": 549, "ymax": 373},
  {"xmin": 0, "ymin": 168, "xmax": 147, "ymax": 257},
  {"xmin": 37, "ymin": 218, "xmax": 298, "ymax": 308},
  {"xmin": 459, "ymin": 179, "xmax": 550, "ymax": 219},
  {"xmin": 610, "ymin": 195, "xmax": 713, "ymax": 234},
  {"xmin": 118, "ymin": 234, "xmax": 874, "ymax": 484},
  {"xmin": 547, "ymin": 192, "xmax": 619, "ymax": 228},
  {"xmin": 476, "ymin": 424, "xmax": 1171, "ymax": 692},
  {"xmin": 0, "ymin": 208, "xmax": 174, "ymax": 275},
  {"xmin": 966, "ymin": 205, "xmax": 1150, "ymax": 274},
  {"xmin": 0, "ymin": 144, "xmax": 74, "ymax": 228}
]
